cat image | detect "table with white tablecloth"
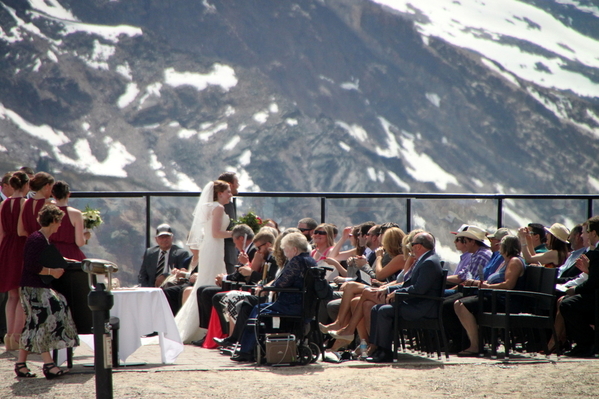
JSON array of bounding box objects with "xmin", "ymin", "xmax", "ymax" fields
[{"xmin": 80, "ymin": 287, "xmax": 183, "ymax": 364}]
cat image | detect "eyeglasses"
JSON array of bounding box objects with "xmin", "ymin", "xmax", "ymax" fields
[
  {"xmin": 256, "ymin": 243, "xmax": 268, "ymax": 250},
  {"xmin": 313, "ymin": 230, "xmax": 327, "ymax": 236},
  {"xmin": 454, "ymin": 237, "xmax": 464, "ymax": 243}
]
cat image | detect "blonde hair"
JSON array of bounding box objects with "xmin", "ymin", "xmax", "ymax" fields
[
  {"xmin": 403, "ymin": 229, "xmax": 424, "ymax": 258},
  {"xmin": 382, "ymin": 227, "xmax": 406, "ymax": 257},
  {"xmin": 314, "ymin": 223, "xmax": 335, "ymax": 247}
]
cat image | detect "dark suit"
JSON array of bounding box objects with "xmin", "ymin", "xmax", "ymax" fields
[
  {"xmin": 370, "ymin": 250, "xmax": 443, "ymax": 351},
  {"xmin": 138, "ymin": 244, "xmax": 190, "ymax": 287},
  {"xmin": 561, "ymin": 248, "xmax": 599, "ymax": 348},
  {"xmin": 224, "ymin": 202, "xmax": 237, "ymax": 274}
]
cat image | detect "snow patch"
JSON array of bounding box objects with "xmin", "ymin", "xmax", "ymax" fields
[
  {"xmin": 339, "ymin": 141, "xmax": 351, "ymax": 152},
  {"xmin": 116, "ymin": 63, "xmax": 133, "ymax": 80},
  {"xmin": 29, "ymin": 0, "xmax": 78, "ymax": 21},
  {"xmin": 286, "ymin": 118, "xmax": 298, "ymax": 126},
  {"xmin": 164, "ymin": 64, "xmax": 237, "ymax": 92},
  {"xmin": 335, "ymin": 121, "xmax": 368, "ymax": 142},
  {"xmin": 425, "ymin": 92, "xmax": 441, "ymax": 107},
  {"xmin": 340, "ymin": 79, "xmax": 360, "ymax": 91},
  {"xmin": 224, "ymin": 136, "xmax": 240, "ymax": 151},
  {"xmin": 80, "ymin": 40, "xmax": 115, "ymax": 70},
  {"xmin": 374, "ymin": 116, "xmax": 402, "ymax": 158},
  {"xmin": 400, "ymin": 136, "xmax": 459, "ymax": 191},
  {"xmin": 589, "ymin": 176, "xmax": 599, "ymax": 192},
  {"xmin": 0, "ymin": 103, "xmax": 69, "ymax": 146},
  {"xmin": 253, "ymin": 111, "xmax": 268, "ymax": 124},
  {"xmin": 149, "ymin": 149, "xmax": 201, "ymax": 191},
  {"xmin": 117, "ymin": 83, "xmax": 139, "ymax": 109},
  {"xmin": 238, "ymin": 150, "xmax": 251, "ymax": 166},
  {"xmin": 387, "ymin": 171, "xmax": 411, "ymax": 191},
  {"xmin": 269, "ymin": 103, "xmax": 279, "ymax": 113}
]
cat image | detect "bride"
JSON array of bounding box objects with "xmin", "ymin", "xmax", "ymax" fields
[{"xmin": 175, "ymin": 180, "xmax": 233, "ymax": 343}]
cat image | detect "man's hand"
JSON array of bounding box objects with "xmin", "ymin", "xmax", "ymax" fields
[
  {"xmin": 215, "ymin": 273, "xmax": 226, "ymax": 287},
  {"xmin": 238, "ymin": 265, "xmax": 252, "ymax": 277},
  {"xmin": 238, "ymin": 252, "xmax": 249, "ymax": 265},
  {"xmin": 154, "ymin": 274, "xmax": 166, "ymax": 287},
  {"xmin": 189, "ymin": 273, "xmax": 198, "ymax": 284},
  {"xmin": 576, "ymin": 255, "xmax": 589, "ymax": 274}
]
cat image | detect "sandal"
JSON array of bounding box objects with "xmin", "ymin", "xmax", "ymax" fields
[
  {"xmin": 42, "ymin": 362, "xmax": 68, "ymax": 380},
  {"xmin": 15, "ymin": 362, "xmax": 37, "ymax": 378}
]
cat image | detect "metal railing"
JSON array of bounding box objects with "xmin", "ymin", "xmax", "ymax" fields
[{"xmin": 71, "ymin": 190, "xmax": 597, "ymax": 250}]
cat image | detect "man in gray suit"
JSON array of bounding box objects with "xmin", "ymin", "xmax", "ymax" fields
[
  {"xmin": 218, "ymin": 172, "xmax": 239, "ymax": 274},
  {"xmin": 138, "ymin": 224, "xmax": 191, "ymax": 287},
  {"xmin": 367, "ymin": 231, "xmax": 444, "ymax": 362}
]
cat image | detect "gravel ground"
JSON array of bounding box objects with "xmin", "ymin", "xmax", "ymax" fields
[{"xmin": 2, "ymin": 347, "xmax": 599, "ymax": 398}]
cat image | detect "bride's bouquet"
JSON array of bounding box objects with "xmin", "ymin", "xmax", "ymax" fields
[{"xmin": 82, "ymin": 205, "xmax": 103, "ymax": 230}]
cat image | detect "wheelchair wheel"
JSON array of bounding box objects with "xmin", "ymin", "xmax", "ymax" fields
[
  {"xmin": 298, "ymin": 345, "xmax": 312, "ymax": 365},
  {"xmin": 308, "ymin": 342, "xmax": 320, "ymax": 363}
]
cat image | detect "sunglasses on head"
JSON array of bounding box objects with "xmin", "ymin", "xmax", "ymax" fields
[{"xmin": 313, "ymin": 230, "xmax": 327, "ymax": 236}]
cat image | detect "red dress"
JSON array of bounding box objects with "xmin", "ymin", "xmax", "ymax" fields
[
  {"xmin": 50, "ymin": 206, "xmax": 86, "ymax": 261},
  {"xmin": 0, "ymin": 198, "xmax": 27, "ymax": 292},
  {"xmin": 21, "ymin": 198, "xmax": 46, "ymax": 236}
]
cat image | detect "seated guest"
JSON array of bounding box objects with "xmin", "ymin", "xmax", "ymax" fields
[
  {"xmin": 521, "ymin": 223, "xmax": 549, "ymax": 253},
  {"xmin": 190, "ymin": 224, "xmax": 255, "ymax": 345},
  {"xmin": 556, "ymin": 224, "xmax": 587, "ymax": 284},
  {"xmin": 137, "ymin": 224, "xmax": 190, "ymax": 288},
  {"xmin": 366, "ymin": 232, "xmax": 443, "ymax": 362},
  {"xmin": 297, "ymin": 217, "xmax": 318, "ymax": 242},
  {"xmin": 232, "ymin": 232, "xmax": 317, "ymax": 362},
  {"xmin": 560, "ymin": 216, "xmax": 599, "ymax": 357},
  {"xmin": 311, "ymin": 223, "xmax": 335, "ymax": 261},
  {"xmin": 483, "ymin": 228, "xmax": 511, "ymax": 280},
  {"xmin": 214, "ymin": 228, "xmax": 297, "ymax": 349},
  {"xmin": 444, "ymin": 225, "xmax": 471, "ymax": 296},
  {"xmin": 453, "ymin": 235, "xmax": 526, "ymax": 356},
  {"xmin": 518, "ymin": 223, "xmax": 570, "ymax": 268},
  {"xmin": 211, "ymin": 230, "xmax": 278, "ymax": 347},
  {"xmin": 16, "ymin": 204, "xmax": 79, "ymax": 379},
  {"xmin": 446, "ymin": 225, "xmax": 492, "ymax": 285}
]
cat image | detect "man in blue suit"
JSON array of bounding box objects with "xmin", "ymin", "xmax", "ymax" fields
[{"xmin": 367, "ymin": 231, "xmax": 444, "ymax": 362}]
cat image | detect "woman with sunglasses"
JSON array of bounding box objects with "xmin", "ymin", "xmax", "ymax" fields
[
  {"xmin": 310, "ymin": 223, "xmax": 335, "ymax": 262},
  {"xmin": 518, "ymin": 223, "xmax": 570, "ymax": 268}
]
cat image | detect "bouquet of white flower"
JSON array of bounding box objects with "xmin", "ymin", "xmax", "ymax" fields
[{"xmin": 82, "ymin": 205, "xmax": 103, "ymax": 230}]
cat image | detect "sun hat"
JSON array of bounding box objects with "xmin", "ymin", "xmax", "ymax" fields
[
  {"xmin": 456, "ymin": 225, "xmax": 490, "ymax": 247},
  {"xmin": 450, "ymin": 224, "xmax": 469, "ymax": 235},
  {"xmin": 544, "ymin": 223, "xmax": 570, "ymax": 243}
]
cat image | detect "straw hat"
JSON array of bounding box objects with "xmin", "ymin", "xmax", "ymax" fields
[
  {"xmin": 450, "ymin": 224, "xmax": 469, "ymax": 235},
  {"xmin": 456, "ymin": 225, "xmax": 491, "ymax": 247},
  {"xmin": 544, "ymin": 223, "xmax": 570, "ymax": 243}
]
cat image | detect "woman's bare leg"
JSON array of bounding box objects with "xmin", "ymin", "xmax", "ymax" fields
[
  {"xmin": 454, "ymin": 300, "xmax": 478, "ymax": 352},
  {"xmin": 181, "ymin": 287, "xmax": 193, "ymax": 305},
  {"xmin": 325, "ymin": 282, "xmax": 364, "ymax": 330}
]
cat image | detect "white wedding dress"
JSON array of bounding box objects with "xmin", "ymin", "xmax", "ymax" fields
[{"xmin": 175, "ymin": 182, "xmax": 230, "ymax": 343}]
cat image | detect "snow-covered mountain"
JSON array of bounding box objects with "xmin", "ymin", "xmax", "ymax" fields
[
  {"xmin": 2, "ymin": 0, "xmax": 598, "ymax": 284},
  {"xmin": 1, "ymin": 0, "xmax": 598, "ymax": 195}
]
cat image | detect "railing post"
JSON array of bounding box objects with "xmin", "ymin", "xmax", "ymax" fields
[
  {"xmin": 497, "ymin": 198, "xmax": 503, "ymax": 228},
  {"xmin": 406, "ymin": 198, "xmax": 412, "ymax": 232},
  {"xmin": 145, "ymin": 195, "xmax": 151, "ymax": 250},
  {"xmin": 320, "ymin": 197, "xmax": 326, "ymax": 223}
]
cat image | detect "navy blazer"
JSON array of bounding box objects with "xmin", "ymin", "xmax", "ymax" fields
[
  {"xmin": 389, "ymin": 250, "xmax": 444, "ymax": 321},
  {"xmin": 138, "ymin": 244, "xmax": 190, "ymax": 287}
]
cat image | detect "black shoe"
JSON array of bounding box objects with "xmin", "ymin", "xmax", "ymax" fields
[
  {"xmin": 213, "ymin": 337, "xmax": 235, "ymax": 347},
  {"xmin": 366, "ymin": 348, "xmax": 393, "ymax": 363},
  {"xmin": 191, "ymin": 338, "xmax": 206, "ymax": 347},
  {"xmin": 231, "ymin": 351, "xmax": 254, "ymax": 362},
  {"xmin": 565, "ymin": 344, "xmax": 593, "ymax": 358},
  {"xmin": 143, "ymin": 332, "xmax": 158, "ymax": 337}
]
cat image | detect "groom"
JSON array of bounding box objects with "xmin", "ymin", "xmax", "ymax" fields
[{"xmin": 218, "ymin": 172, "xmax": 240, "ymax": 274}]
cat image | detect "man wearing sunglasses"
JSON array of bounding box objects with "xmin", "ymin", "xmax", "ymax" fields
[{"xmin": 297, "ymin": 217, "xmax": 318, "ymax": 242}]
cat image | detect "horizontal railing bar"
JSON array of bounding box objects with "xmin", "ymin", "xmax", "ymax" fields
[{"xmin": 70, "ymin": 191, "xmax": 599, "ymax": 200}]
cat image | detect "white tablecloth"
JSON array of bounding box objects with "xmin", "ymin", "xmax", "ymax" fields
[{"xmin": 80, "ymin": 287, "xmax": 183, "ymax": 364}]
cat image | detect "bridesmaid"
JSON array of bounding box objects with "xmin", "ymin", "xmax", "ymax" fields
[
  {"xmin": 49, "ymin": 181, "xmax": 90, "ymax": 260},
  {"xmin": 0, "ymin": 171, "xmax": 30, "ymax": 350},
  {"xmin": 17, "ymin": 172, "xmax": 54, "ymax": 237}
]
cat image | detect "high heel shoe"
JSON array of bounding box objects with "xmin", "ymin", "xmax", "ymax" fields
[
  {"xmin": 318, "ymin": 323, "xmax": 330, "ymax": 334},
  {"xmin": 329, "ymin": 330, "xmax": 355, "ymax": 342},
  {"xmin": 42, "ymin": 363, "xmax": 68, "ymax": 380},
  {"xmin": 15, "ymin": 362, "xmax": 36, "ymax": 378}
]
